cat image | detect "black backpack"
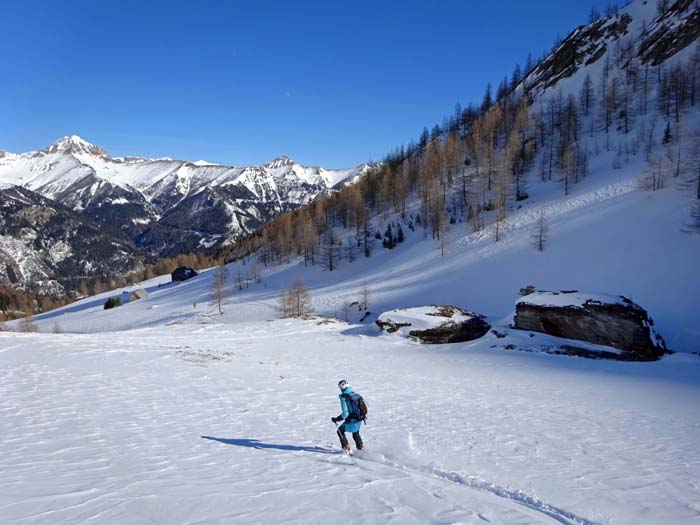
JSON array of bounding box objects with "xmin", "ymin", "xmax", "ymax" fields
[{"xmin": 343, "ymin": 392, "xmax": 368, "ymax": 424}]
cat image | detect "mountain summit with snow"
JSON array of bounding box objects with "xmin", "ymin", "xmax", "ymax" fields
[
  {"xmin": 46, "ymin": 135, "xmax": 109, "ymax": 157},
  {"xmin": 0, "ymin": 137, "xmax": 374, "ymax": 288}
]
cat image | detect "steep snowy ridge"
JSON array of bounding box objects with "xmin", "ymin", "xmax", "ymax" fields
[
  {"xmin": 522, "ymin": 0, "xmax": 699, "ymax": 98},
  {"xmin": 0, "ymin": 137, "xmax": 371, "ymax": 206},
  {"xmin": 0, "ymin": 185, "xmax": 144, "ymax": 293},
  {"xmin": 0, "ymin": 138, "xmax": 374, "ymax": 286}
]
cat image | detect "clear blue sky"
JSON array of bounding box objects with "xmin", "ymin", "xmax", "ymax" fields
[{"xmin": 1, "ymin": 0, "xmax": 612, "ymax": 168}]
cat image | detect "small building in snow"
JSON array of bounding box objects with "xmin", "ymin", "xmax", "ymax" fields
[
  {"xmin": 171, "ymin": 266, "xmax": 198, "ymax": 282},
  {"xmin": 129, "ymin": 288, "xmax": 148, "ymax": 302}
]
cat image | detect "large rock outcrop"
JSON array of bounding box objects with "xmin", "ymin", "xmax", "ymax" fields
[
  {"xmin": 376, "ymin": 305, "xmax": 490, "ymax": 344},
  {"xmin": 513, "ymin": 291, "xmax": 668, "ymax": 360}
]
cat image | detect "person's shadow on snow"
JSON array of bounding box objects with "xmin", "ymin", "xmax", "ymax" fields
[{"xmin": 202, "ymin": 436, "xmax": 335, "ymax": 454}]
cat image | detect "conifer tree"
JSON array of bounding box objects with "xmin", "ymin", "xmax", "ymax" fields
[
  {"xmin": 532, "ymin": 209, "xmax": 549, "ymax": 252},
  {"xmin": 396, "ymin": 225, "xmax": 405, "ymax": 243},
  {"xmin": 323, "ymin": 228, "xmax": 337, "ymax": 271}
]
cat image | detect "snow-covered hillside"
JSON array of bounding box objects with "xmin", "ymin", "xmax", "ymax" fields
[
  {"xmin": 2, "ymin": 234, "xmax": 699, "ymax": 523},
  {"xmin": 3, "ymin": 147, "xmax": 700, "ymax": 524},
  {"xmin": 0, "ymin": 136, "xmax": 374, "ymax": 257},
  {"xmin": 21, "ymin": 140, "xmax": 700, "ymax": 353}
]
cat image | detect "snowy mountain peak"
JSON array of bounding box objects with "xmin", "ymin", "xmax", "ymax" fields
[
  {"xmin": 0, "ymin": 137, "xmax": 373, "ymax": 263},
  {"xmin": 264, "ymin": 155, "xmax": 296, "ymax": 169},
  {"xmin": 47, "ymin": 135, "xmax": 108, "ymax": 157}
]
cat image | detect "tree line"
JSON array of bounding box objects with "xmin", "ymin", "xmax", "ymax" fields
[{"xmin": 1, "ymin": 252, "xmax": 220, "ymax": 324}]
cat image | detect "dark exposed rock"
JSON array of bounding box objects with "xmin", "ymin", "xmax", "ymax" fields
[
  {"xmin": 524, "ymin": 0, "xmax": 698, "ymax": 94},
  {"xmin": 48, "ymin": 172, "xmax": 158, "ymax": 240},
  {"xmin": 513, "ymin": 291, "xmax": 668, "ymax": 360},
  {"xmin": 639, "ymin": 3, "xmax": 700, "ymax": 65},
  {"xmin": 0, "ymin": 185, "xmax": 145, "ymax": 293},
  {"xmin": 376, "ymin": 305, "xmax": 490, "ymax": 344},
  {"xmin": 526, "ymin": 14, "xmax": 631, "ymax": 91},
  {"xmin": 375, "ymin": 319, "xmax": 411, "ymax": 333}
]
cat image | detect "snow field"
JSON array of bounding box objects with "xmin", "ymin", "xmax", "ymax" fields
[{"xmin": 1, "ymin": 321, "xmax": 699, "ymax": 524}]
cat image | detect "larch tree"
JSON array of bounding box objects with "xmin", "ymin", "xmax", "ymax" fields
[
  {"xmin": 78, "ymin": 280, "xmax": 89, "ymax": 297},
  {"xmin": 690, "ymin": 132, "xmax": 700, "ymax": 200},
  {"xmin": 532, "ymin": 209, "xmax": 549, "ymax": 252},
  {"xmin": 397, "ymin": 161, "xmax": 410, "ymax": 218},
  {"xmin": 323, "ymin": 227, "xmax": 338, "ymax": 272},
  {"xmin": 211, "ymin": 261, "xmax": 228, "ymax": 315},
  {"xmin": 299, "ymin": 221, "xmax": 317, "ymax": 266},
  {"xmin": 579, "ymin": 75, "xmax": 594, "ymax": 118},
  {"xmin": 680, "ymin": 132, "xmax": 700, "ymax": 232},
  {"xmin": 278, "ymin": 276, "xmax": 313, "ymax": 318},
  {"xmin": 687, "ymin": 203, "xmax": 700, "ymax": 234},
  {"xmin": 437, "ymin": 202, "xmax": 449, "ymax": 256},
  {"xmin": 493, "ymin": 156, "xmax": 510, "ymax": 242},
  {"xmin": 561, "ymin": 146, "xmax": 577, "ymax": 196},
  {"xmin": 250, "ymin": 260, "xmax": 262, "ymax": 284},
  {"xmin": 359, "ymin": 284, "xmax": 371, "ymax": 311}
]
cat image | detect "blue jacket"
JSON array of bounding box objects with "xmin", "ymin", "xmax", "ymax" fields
[{"xmin": 338, "ymin": 386, "xmax": 362, "ymax": 433}]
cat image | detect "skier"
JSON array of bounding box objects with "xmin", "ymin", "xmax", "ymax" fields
[{"xmin": 331, "ymin": 379, "xmax": 364, "ymax": 453}]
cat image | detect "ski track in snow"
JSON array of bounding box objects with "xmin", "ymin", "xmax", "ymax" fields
[
  {"xmin": 2, "ymin": 321, "xmax": 699, "ymax": 524},
  {"xmin": 456, "ymin": 178, "xmax": 638, "ymax": 248},
  {"xmin": 343, "ymin": 451, "xmax": 603, "ymax": 525}
]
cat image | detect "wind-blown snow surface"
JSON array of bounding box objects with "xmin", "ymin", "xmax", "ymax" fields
[{"xmin": 1, "ymin": 318, "xmax": 699, "ymax": 524}]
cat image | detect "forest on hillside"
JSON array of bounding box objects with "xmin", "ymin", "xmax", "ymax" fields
[{"xmin": 222, "ymin": 26, "xmax": 700, "ymax": 271}]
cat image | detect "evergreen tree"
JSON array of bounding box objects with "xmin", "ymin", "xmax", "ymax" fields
[
  {"xmin": 662, "ymin": 122, "xmax": 672, "ymax": 144},
  {"xmin": 383, "ymin": 224, "xmax": 395, "ymax": 249},
  {"xmin": 397, "ymin": 225, "xmax": 405, "ymax": 243}
]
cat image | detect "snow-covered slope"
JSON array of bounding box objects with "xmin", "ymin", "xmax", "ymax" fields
[
  {"xmin": 0, "ymin": 136, "xmax": 374, "ymax": 257},
  {"xmin": 2, "ymin": 179, "xmax": 699, "ymax": 523},
  {"xmin": 5, "ymin": 146, "xmax": 699, "ymax": 524},
  {"xmin": 521, "ymin": 0, "xmax": 699, "ymax": 98},
  {"xmin": 22, "ymin": 146, "xmax": 700, "ymax": 353}
]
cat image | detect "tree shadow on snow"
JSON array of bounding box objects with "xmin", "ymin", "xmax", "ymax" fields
[{"xmin": 201, "ymin": 436, "xmax": 336, "ymax": 454}]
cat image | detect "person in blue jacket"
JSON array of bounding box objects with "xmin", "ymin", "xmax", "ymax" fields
[{"xmin": 331, "ymin": 379, "xmax": 364, "ymax": 452}]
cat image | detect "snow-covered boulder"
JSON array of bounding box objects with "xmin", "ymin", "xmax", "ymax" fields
[
  {"xmin": 514, "ymin": 291, "xmax": 668, "ymax": 360},
  {"xmin": 376, "ymin": 306, "xmax": 490, "ymax": 344}
]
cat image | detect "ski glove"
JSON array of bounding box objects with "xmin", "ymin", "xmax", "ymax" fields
[{"xmin": 332, "ymin": 416, "xmax": 342, "ymax": 423}]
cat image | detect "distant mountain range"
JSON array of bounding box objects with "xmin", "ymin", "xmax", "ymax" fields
[{"xmin": 0, "ymin": 137, "xmax": 374, "ymax": 291}]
